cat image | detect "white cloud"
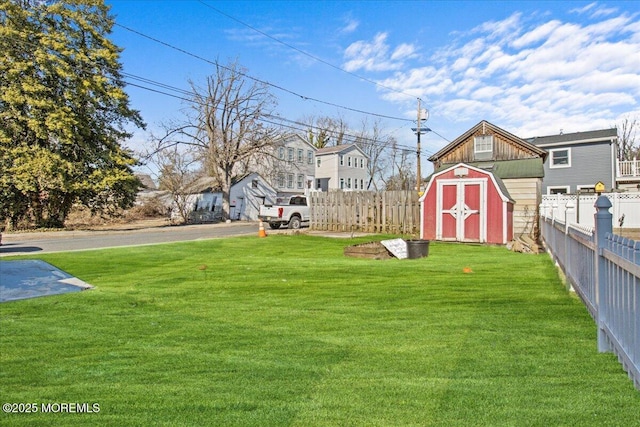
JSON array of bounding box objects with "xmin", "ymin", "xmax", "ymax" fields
[
  {"xmin": 590, "ymin": 6, "xmax": 619, "ymax": 18},
  {"xmin": 340, "ymin": 18, "xmax": 359, "ymax": 34},
  {"xmin": 475, "ymin": 12, "xmax": 522, "ymax": 42},
  {"xmin": 570, "ymin": 2, "xmax": 618, "ymax": 18},
  {"xmin": 570, "ymin": 2, "xmax": 598, "ymax": 15},
  {"xmin": 391, "ymin": 43, "xmax": 418, "ymax": 61},
  {"xmin": 343, "ymin": 32, "xmax": 418, "ymax": 72},
  {"xmin": 375, "ymin": 7, "xmax": 640, "ymax": 137},
  {"xmin": 512, "ymin": 20, "xmax": 562, "ymax": 48}
]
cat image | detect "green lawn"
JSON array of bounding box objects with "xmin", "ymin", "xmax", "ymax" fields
[{"xmin": 1, "ymin": 235, "xmax": 638, "ymax": 426}]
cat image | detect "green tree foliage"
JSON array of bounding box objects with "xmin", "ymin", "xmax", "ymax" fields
[{"xmin": 0, "ymin": 0, "xmax": 144, "ymax": 228}]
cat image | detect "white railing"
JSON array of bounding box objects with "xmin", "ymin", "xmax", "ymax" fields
[
  {"xmin": 617, "ymin": 158, "xmax": 640, "ymax": 178},
  {"xmin": 541, "ymin": 192, "xmax": 640, "ymax": 228},
  {"xmin": 540, "ymin": 199, "xmax": 640, "ymax": 391}
]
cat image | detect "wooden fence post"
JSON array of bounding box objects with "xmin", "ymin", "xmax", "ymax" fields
[{"xmin": 595, "ymin": 195, "xmax": 613, "ymax": 352}]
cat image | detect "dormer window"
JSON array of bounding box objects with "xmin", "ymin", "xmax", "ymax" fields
[{"xmin": 474, "ymin": 135, "xmax": 493, "ymax": 160}]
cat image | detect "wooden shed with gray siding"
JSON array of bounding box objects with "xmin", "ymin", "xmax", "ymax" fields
[{"xmin": 427, "ymin": 121, "xmax": 547, "ymax": 239}]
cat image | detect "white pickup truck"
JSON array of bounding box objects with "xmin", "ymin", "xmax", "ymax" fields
[{"xmin": 258, "ymin": 195, "xmax": 310, "ymax": 229}]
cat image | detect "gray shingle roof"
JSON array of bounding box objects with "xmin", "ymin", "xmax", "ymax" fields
[
  {"xmin": 527, "ymin": 128, "xmax": 617, "ymax": 147},
  {"xmin": 315, "ymin": 143, "xmax": 359, "ymax": 155}
]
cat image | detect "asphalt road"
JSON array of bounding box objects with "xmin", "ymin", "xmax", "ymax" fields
[{"xmin": 0, "ymin": 222, "xmax": 268, "ymax": 257}]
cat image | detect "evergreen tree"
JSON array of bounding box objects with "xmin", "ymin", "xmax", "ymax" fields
[{"xmin": 0, "ymin": 0, "xmax": 144, "ymax": 228}]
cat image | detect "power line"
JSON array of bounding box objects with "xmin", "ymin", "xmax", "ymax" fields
[
  {"xmin": 113, "ymin": 22, "xmax": 415, "ymax": 124},
  {"xmin": 0, "ymin": 29, "xmax": 446, "ymax": 151},
  {"xmin": 110, "ymin": 22, "xmax": 450, "ymax": 144},
  {"xmin": 197, "ymin": 0, "xmax": 423, "ymax": 104},
  {"xmin": 120, "ymin": 74, "xmax": 433, "ymax": 154}
]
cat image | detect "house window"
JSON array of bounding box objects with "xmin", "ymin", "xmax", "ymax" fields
[
  {"xmin": 354, "ymin": 179, "xmax": 358, "ymax": 189},
  {"xmin": 307, "ymin": 151, "xmax": 313, "ymax": 164},
  {"xmin": 278, "ymin": 147, "xmax": 285, "ymax": 159},
  {"xmin": 316, "ymin": 158, "xmax": 321, "ymax": 167},
  {"xmin": 339, "ymin": 155, "xmax": 344, "ymax": 166},
  {"xmin": 288, "ymin": 148, "xmax": 294, "ymax": 162},
  {"xmin": 297, "ymin": 174, "xmax": 304, "ymax": 189},
  {"xmin": 347, "ymin": 178, "xmax": 352, "ymax": 189},
  {"xmin": 360, "ymin": 158, "xmax": 364, "ymax": 168},
  {"xmin": 277, "ymin": 173, "xmax": 285, "ymax": 188},
  {"xmin": 340, "ymin": 178, "xmax": 345, "ymax": 189},
  {"xmin": 361, "ymin": 179, "xmax": 364, "ymax": 189},
  {"xmin": 251, "ymin": 179, "xmax": 258, "ymax": 189},
  {"xmin": 548, "ymin": 186, "xmax": 570, "ymax": 195},
  {"xmin": 348, "ymin": 156, "xmax": 352, "ymax": 167},
  {"xmin": 474, "ymin": 135, "xmax": 493, "ymax": 160},
  {"xmin": 287, "ymin": 174, "xmax": 294, "ymax": 188},
  {"xmin": 577, "ymin": 185, "xmax": 596, "ymax": 193},
  {"xmin": 297, "ymin": 149, "xmax": 303, "ymax": 163},
  {"xmin": 550, "ymin": 148, "xmax": 571, "ymax": 168},
  {"xmin": 316, "ymin": 179, "xmax": 321, "ymax": 189}
]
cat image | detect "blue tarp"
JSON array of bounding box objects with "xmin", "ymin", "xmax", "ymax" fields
[{"xmin": 0, "ymin": 260, "xmax": 92, "ymax": 302}]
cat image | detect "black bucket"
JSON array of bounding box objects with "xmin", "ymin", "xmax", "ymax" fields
[{"xmin": 406, "ymin": 239, "xmax": 430, "ymax": 259}]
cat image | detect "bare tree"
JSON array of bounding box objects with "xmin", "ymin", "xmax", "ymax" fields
[
  {"xmin": 153, "ymin": 60, "xmax": 279, "ymax": 220},
  {"xmin": 618, "ymin": 115, "xmax": 639, "ymax": 160},
  {"xmin": 299, "ymin": 114, "xmax": 349, "ymax": 148},
  {"xmin": 383, "ymin": 140, "xmax": 415, "ymax": 191},
  {"xmin": 156, "ymin": 146, "xmax": 202, "ymax": 224},
  {"xmin": 354, "ymin": 118, "xmax": 392, "ymax": 190},
  {"xmin": 196, "ymin": 62, "xmax": 279, "ymax": 219}
]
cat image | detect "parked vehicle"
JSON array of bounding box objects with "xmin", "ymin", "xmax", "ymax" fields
[{"xmin": 258, "ymin": 195, "xmax": 310, "ymax": 229}]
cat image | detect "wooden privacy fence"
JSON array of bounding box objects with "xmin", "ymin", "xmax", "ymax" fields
[
  {"xmin": 540, "ymin": 197, "xmax": 640, "ymax": 391},
  {"xmin": 308, "ymin": 190, "xmax": 420, "ymax": 234}
]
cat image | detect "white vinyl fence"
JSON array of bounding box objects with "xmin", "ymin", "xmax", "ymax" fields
[
  {"xmin": 540, "ymin": 198, "xmax": 639, "ymax": 391},
  {"xmin": 541, "ymin": 192, "xmax": 640, "ymax": 228}
]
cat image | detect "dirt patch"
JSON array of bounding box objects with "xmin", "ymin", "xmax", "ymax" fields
[
  {"xmin": 344, "ymin": 241, "xmax": 392, "ymax": 260},
  {"xmin": 74, "ymin": 218, "xmax": 171, "ymax": 231}
]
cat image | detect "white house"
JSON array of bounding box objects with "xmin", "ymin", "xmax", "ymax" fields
[
  {"xmin": 315, "ymin": 143, "xmax": 369, "ymax": 191},
  {"xmin": 257, "ymin": 134, "xmax": 316, "ymax": 197},
  {"xmin": 229, "ymin": 173, "xmax": 277, "ymax": 220},
  {"xmin": 187, "ymin": 173, "xmax": 277, "ymax": 222}
]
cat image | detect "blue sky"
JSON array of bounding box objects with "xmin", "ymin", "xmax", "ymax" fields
[{"xmin": 107, "ymin": 0, "xmax": 640, "ymax": 171}]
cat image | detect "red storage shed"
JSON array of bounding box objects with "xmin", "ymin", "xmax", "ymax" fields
[{"xmin": 420, "ymin": 163, "xmax": 514, "ymax": 244}]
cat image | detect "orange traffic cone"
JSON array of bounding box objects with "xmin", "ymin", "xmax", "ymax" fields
[{"xmin": 258, "ymin": 220, "xmax": 267, "ymax": 238}]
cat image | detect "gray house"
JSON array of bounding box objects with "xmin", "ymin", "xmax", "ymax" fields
[
  {"xmin": 527, "ymin": 128, "xmax": 618, "ymax": 194},
  {"xmin": 315, "ymin": 143, "xmax": 369, "ymax": 191}
]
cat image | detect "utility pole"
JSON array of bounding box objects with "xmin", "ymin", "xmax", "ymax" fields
[
  {"xmin": 412, "ymin": 100, "xmax": 429, "ymax": 193},
  {"xmin": 416, "ymin": 98, "xmax": 422, "ymax": 193}
]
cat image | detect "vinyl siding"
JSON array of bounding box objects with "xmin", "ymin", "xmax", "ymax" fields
[
  {"xmin": 541, "ymin": 141, "xmax": 614, "ymax": 193},
  {"xmin": 316, "ymin": 145, "xmax": 369, "ymax": 190}
]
